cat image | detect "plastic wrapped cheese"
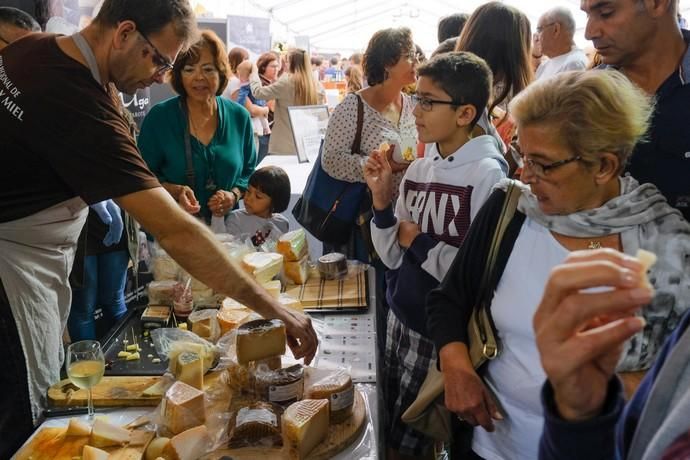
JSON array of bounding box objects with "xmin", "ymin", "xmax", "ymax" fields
[
  {"xmin": 217, "ymin": 308, "xmax": 251, "ymax": 335},
  {"xmin": 255, "ymin": 364, "xmax": 304, "ymax": 406},
  {"xmin": 285, "ymin": 256, "xmax": 310, "ymax": 285},
  {"xmin": 228, "ymin": 401, "xmax": 283, "ymax": 448},
  {"xmin": 305, "ymin": 368, "xmax": 354, "ymax": 423},
  {"xmin": 152, "ymin": 254, "xmax": 180, "ymax": 281},
  {"xmin": 161, "ymin": 381, "xmax": 206, "ymax": 435},
  {"xmin": 236, "ymin": 319, "xmax": 287, "ymax": 365},
  {"xmin": 188, "ymin": 309, "xmax": 221, "ymax": 343},
  {"xmin": 163, "ymin": 425, "xmax": 211, "ymax": 460},
  {"xmin": 277, "ymin": 229, "xmax": 308, "ymax": 261}
]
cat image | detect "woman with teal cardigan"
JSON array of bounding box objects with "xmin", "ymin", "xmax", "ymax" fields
[{"xmin": 138, "ymin": 30, "xmax": 256, "ymax": 223}]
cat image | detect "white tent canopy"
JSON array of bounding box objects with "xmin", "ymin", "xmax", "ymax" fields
[{"xmin": 195, "ymin": 0, "xmax": 690, "ymax": 55}]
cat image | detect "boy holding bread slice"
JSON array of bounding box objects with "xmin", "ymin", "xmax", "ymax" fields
[{"xmin": 363, "ymin": 51, "xmax": 508, "ymax": 458}]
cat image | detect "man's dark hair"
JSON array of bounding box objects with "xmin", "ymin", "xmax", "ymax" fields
[
  {"xmin": 249, "ymin": 166, "xmax": 291, "ymax": 213},
  {"xmin": 432, "ymin": 37, "xmax": 458, "ymax": 57},
  {"xmin": 437, "ymin": 13, "xmax": 469, "ymax": 43},
  {"xmin": 0, "ymin": 6, "xmax": 40, "ymax": 32},
  {"xmin": 417, "ymin": 51, "xmax": 493, "ymax": 127},
  {"xmin": 349, "ymin": 52, "xmax": 363, "ymax": 65},
  {"xmin": 94, "ymin": 0, "xmax": 196, "ymax": 47},
  {"xmin": 310, "ymin": 56, "xmax": 323, "ymax": 66},
  {"xmin": 363, "ymin": 27, "xmax": 414, "ymax": 86},
  {"xmin": 329, "ymin": 56, "xmax": 339, "ymax": 66}
]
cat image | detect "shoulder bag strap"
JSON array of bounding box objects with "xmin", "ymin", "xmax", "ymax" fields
[
  {"xmin": 476, "ymin": 180, "xmax": 521, "ymax": 338},
  {"xmin": 178, "ymin": 98, "xmax": 195, "ymax": 188}
]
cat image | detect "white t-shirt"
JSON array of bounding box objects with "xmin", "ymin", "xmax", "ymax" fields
[
  {"xmin": 222, "ymin": 76, "xmax": 242, "ymax": 100},
  {"xmin": 472, "ymin": 218, "xmax": 569, "ymax": 460},
  {"xmin": 535, "ymin": 47, "xmax": 588, "ymax": 80}
]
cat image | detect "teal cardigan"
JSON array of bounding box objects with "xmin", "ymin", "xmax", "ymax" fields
[{"xmin": 138, "ymin": 95, "xmax": 257, "ymax": 220}]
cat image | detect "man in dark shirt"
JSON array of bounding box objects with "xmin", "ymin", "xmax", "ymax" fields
[
  {"xmin": 584, "ymin": 0, "xmax": 690, "ymax": 220},
  {"xmin": 0, "ymin": 0, "xmax": 317, "ymax": 456}
]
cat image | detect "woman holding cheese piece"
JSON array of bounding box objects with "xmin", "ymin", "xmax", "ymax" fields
[{"xmin": 425, "ymin": 70, "xmax": 690, "ymax": 459}]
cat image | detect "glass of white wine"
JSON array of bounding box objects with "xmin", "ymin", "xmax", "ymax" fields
[{"xmin": 66, "ymin": 340, "xmax": 105, "ymax": 420}]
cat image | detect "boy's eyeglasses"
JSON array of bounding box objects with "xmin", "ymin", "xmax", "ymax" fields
[
  {"xmin": 136, "ymin": 28, "xmax": 174, "ymax": 75},
  {"xmin": 411, "ymin": 94, "xmax": 462, "ymax": 112}
]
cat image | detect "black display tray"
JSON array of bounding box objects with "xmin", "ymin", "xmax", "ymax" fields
[{"xmin": 101, "ymin": 304, "xmax": 168, "ymax": 376}]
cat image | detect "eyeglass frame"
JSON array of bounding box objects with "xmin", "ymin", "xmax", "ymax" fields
[
  {"xmin": 135, "ymin": 28, "xmax": 174, "ymax": 75},
  {"xmin": 536, "ymin": 22, "xmax": 557, "ymax": 34},
  {"xmin": 522, "ymin": 155, "xmax": 583, "ymax": 177},
  {"xmin": 404, "ymin": 49, "xmax": 423, "ymax": 63},
  {"xmin": 411, "ymin": 94, "xmax": 463, "ymax": 112},
  {"xmin": 0, "ymin": 34, "xmax": 10, "ymax": 45}
]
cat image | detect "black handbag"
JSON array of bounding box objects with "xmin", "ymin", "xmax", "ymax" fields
[{"xmin": 292, "ymin": 95, "xmax": 366, "ymax": 245}]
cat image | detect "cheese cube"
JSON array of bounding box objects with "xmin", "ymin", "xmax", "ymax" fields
[
  {"xmin": 188, "ymin": 310, "xmax": 220, "ymax": 342},
  {"xmin": 277, "ymin": 229, "xmax": 308, "ymax": 261},
  {"xmin": 241, "ymin": 252, "xmax": 283, "ymax": 283},
  {"xmin": 82, "ymin": 445, "xmax": 109, "ymax": 460},
  {"xmin": 173, "ymin": 352, "xmax": 204, "ymax": 390},
  {"xmin": 636, "ymin": 249, "xmax": 657, "ymax": 290},
  {"xmin": 284, "ymin": 256, "xmax": 309, "ymax": 285},
  {"xmin": 282, "ymin": 399, "xmax": 330, "ymax": 459},
  {"xmin": 168, "ymin": 342, "xmax": 215, "ymax": 373},
  {"xmin": 89, "ymin": 419, "xmax": 130, "ymax": 447},
  {"xmin": 163, "ymin": 425, "xmax": 211, "ymax": 460},
  {"xmin": 236, "ymin": 319, "xmax": 287, "ymax": 365},
  {"xmin": 162, "ymin": 381, "xmax": 206, "ymax": 435}
]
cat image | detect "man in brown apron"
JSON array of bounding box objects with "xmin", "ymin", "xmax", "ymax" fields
[{"xmin": 0, "ymin": 1, "xmax": 318, "ymax": 456}]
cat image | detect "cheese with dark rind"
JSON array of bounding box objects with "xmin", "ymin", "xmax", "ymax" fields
[
  {"xmin": 173, "ymin": 351, "xmax": 204, "ymax": 390},
  {"xmin": 162, "ymin": 381, "xmax": 206, "ymax": 435},
  {"xmin": 282, "ymin": 399, "xmax": 330, "ymax": 459},
  {"xmin": 255, "ymin": 364, "xmax": 304, "ymax": 406},
  {"xmin": 228, "ymin": 401, "xmax": 283, "ymax": 448},
  {"xmin": 235, "ymin": 319, "xmax": 286, "ymax": 365}
]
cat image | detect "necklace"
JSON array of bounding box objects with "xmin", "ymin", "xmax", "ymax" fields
[
  {"xmin": 588, "ymin": 241, "xmax": 602, "ymax": 249},
  {"xmin": 188, "ymin": 101, "xmax": 217, "ymax": 138}
]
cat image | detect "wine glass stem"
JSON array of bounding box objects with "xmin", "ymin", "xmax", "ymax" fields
[{"xmin": 87, "ymin": 387, "xmax": 95, "ymax": 420}]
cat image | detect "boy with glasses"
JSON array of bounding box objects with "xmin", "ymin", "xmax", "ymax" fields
[{"xmin": 363, "ymin": 51, "xmax": 508, "ymax": 459}]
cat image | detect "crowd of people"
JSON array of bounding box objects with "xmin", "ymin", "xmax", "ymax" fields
[{"xmin": 1, "ymin": 0, "xmax": 690, "ymax": 459}]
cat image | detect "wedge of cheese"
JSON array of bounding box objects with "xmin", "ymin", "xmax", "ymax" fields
[
  {"xmin": 163, "ymin": 425, "xmax": 211, "ymax": 460},
  {"xmin": 188, "ymin": 310, "xmax": 221, "ymax": 342},
  {"xmin": 145, "ymin": 437, "xmax": 170, "ymax": 460},
  {"xmin": 241, "ymin": 252, "xmax": 283, "ymax": 283},
  {"xmin": 277, "ymin": 229, "xmax": 308, "ymax": 261},
  {"xmin": 173, "ymin": 351, "xmax": 204, "ymax": 390},
  {"xmin": 82, "ymin": 445, "xmax": 109, "ymax": 460},
  {"xmin": 306, "ymin": 373, "xmax": 354, "ymax": 423},
  {"xmin": 162, "ymin": 381, "xmax": 206, "ymax": 435},
  {"xmin": 168, "ymin": 341, "xmax": 215, "ymax": 373},
  {"xmin": 284, "ymin": 255, "xmax": 310, "ymax": 285},
  {"xmin": 236, "ymin": 319, "xmax": 287, "ymax": 365},
  {"xmin": 66, "ymin": 417, "xmax": 91, "ymax": 436},
  {"xmin": 636, "ymin": 249, "xmax": 657, "ymax": 290},
  {"xmin": 283, "ymin": 399, "xmax": 330, "ymax": 459},
  {"xmin": 89, "ymin": 419, "xmax": 130, "ymax": 447}
]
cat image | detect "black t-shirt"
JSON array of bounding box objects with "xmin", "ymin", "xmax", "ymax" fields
[{"xmin": 0, "ymin": 33, "xmax": 160, "ymax": 223}]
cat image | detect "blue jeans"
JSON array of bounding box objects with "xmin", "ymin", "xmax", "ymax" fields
[
  {"xmin": 258, "ymin": 134, "xmax": 270, "ymax": 163},
  {"xmin": 68, "ymin": 250, "xmax": 129, "ymax": 342}
]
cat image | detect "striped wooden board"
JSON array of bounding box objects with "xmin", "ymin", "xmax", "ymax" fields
[{"xmin": 284, "ymin": 271, "xmax": 368, "ymax": 310}]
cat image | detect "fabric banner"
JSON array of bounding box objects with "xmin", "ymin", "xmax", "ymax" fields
[{"xmin": 227, "ymin": 15, "xmax": 271, "ymax": 55}]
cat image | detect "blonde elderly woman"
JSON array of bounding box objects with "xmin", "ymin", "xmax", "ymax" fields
[{"xmin": 426, "ymin": 70, "xmax": 690, "ymax": 460}]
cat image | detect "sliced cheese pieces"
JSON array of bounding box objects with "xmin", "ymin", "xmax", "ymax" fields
[
  {"xmin": 163, "ymin": 425, "xmax": 211, "ymax": 460},
  {"xmin": 66, "ymin": 417, "xmax": 91, "ymax": 436},
  {"xmin": 283, "ymin": 399, "xmax": 330, "ymax": 459},
  {"xmin": 82, "ymin": 445, "xmax": 109, "ymax": 460},
  {"xmin": 162, "ymin": 381, "xmax": 206, "ymax": 435},
  {"xmin": 241, "ymin": 252, "xmax": 283, "ymax": 283},
  {"xmin": 236, "ymin": 319, "xmax": 287, "ymax": 365},
  {"xmin": 89, "ymin": 419, "xmax": 130, "ymax": 447},
  {"xmin": 277, "ymin": 229, "xmax": 308, "ymax": 261},
  {"xmin": 217, "ymin": 307, "xmax": 252, "ymax": 335}
]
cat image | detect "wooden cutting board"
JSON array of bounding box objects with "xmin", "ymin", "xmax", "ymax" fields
[
  {"xmin": 48, "ymin": 376, "xmax": 163, "ymax": 407},
  {"xmin": 14, "ymin": 427, "xmax": 154, "ymax": 460},
  {"xmin": 284, "ymin": 271, "xmax": 368, "ymax": 309},
  {"xmin": 208, "ymin": 388, "xmax": 367, "ymax": 460}
]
